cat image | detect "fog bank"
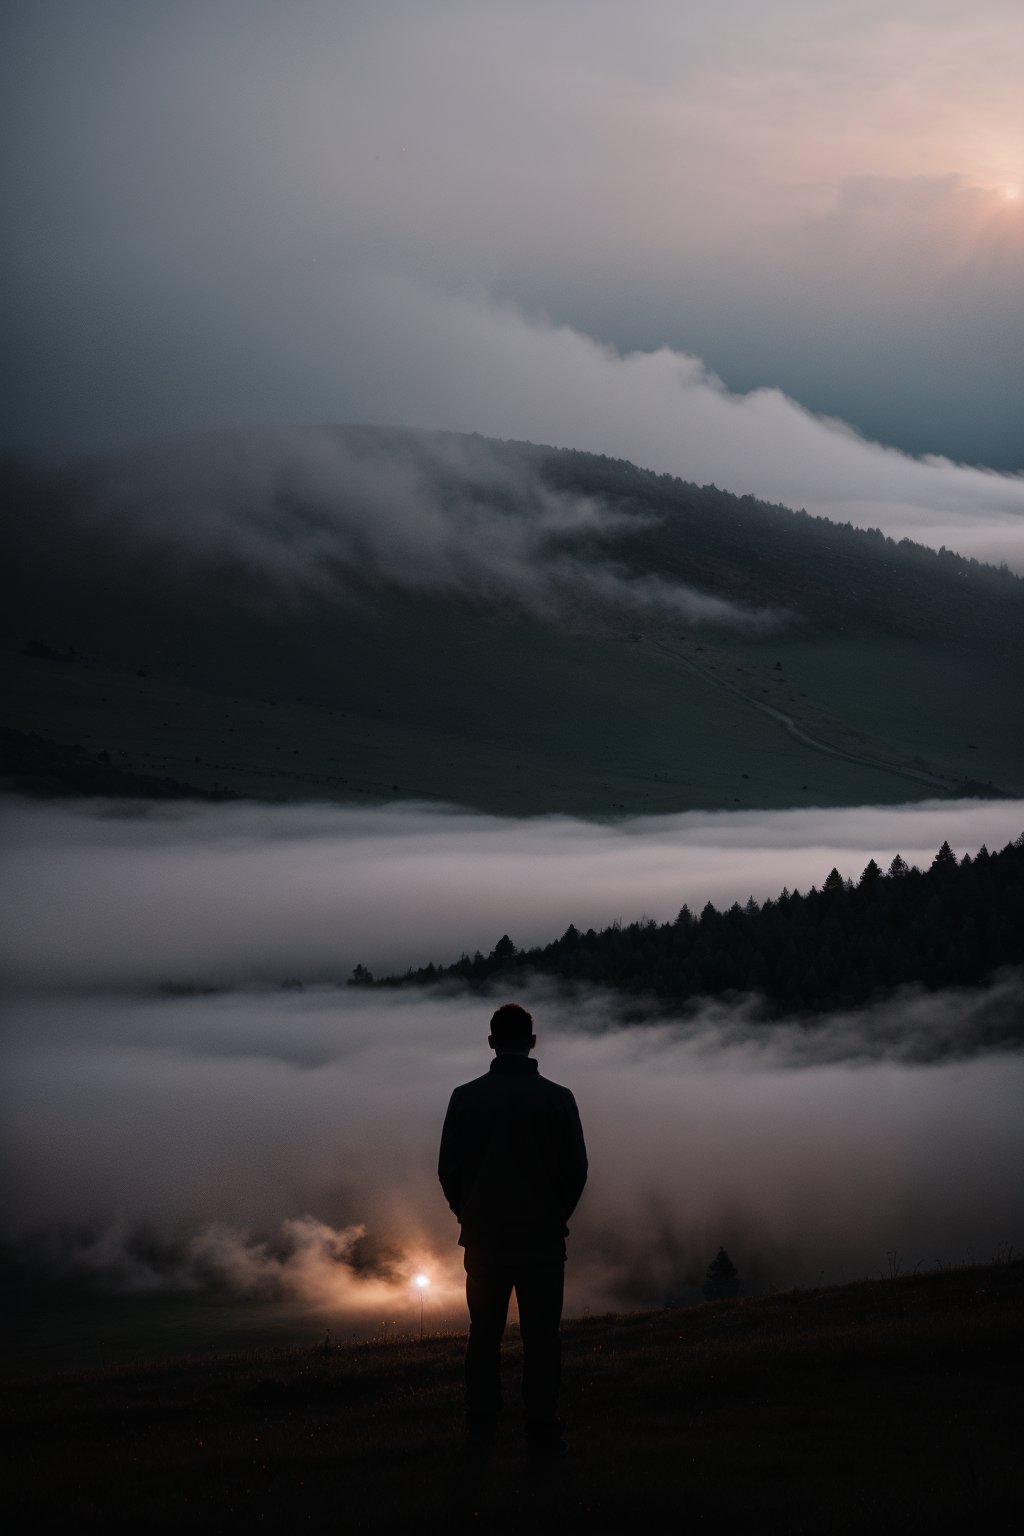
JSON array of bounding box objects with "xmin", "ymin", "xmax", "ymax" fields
[
  {"xmin": 3, "ymin": 794, "xmax": 1022, "ymax": 993},
  {"xmin": 3, "ymin": 984, "xmax": 1021, "ymax": 1320},
  {"xmin": 9, "ymin": 428, "xmax": 782, "ymax": 633},
  {"xmin": 332, "ymin": 278, "xmax": 1024, "ymax": 571}
]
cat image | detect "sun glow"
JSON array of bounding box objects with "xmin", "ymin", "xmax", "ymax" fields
[{"xmin": 414, "ymin": 1273, "xmax": 430, "ymax": 1289}]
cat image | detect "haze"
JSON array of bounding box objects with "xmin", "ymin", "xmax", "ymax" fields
[
  {"xmin": 3, "ymin": 794, "xmax": 1022, "ymax": 1328},
  {"xmin": 4, "ymin": 983, "xmax": 1022, "ymax": 1325},
  {"xmin": 4, "ymin": 796, "xmax": 1023, "ymax": 992},
  {"xmin": 3, "ymin": 2, "xmax": 1022, "ymax": 532}
]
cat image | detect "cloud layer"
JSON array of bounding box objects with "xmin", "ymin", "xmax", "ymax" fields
[
  {"xmin": 321, "ymin": 278, "xmax": 1024, "ymax": 571},
  {"xmin": 4, "ymin": 982, "xmax": 1022, "ymax": 1320},
  {"xmin": 4, "ymin": 792, "xmax": 1021, "ymax": 1326},
  {"xmin": 3, "ymin": 795, "xmax": 1022, "ymax": 993},
  {"xmin": 14, "ymin": 426, "xmax": 781, "ymax": 631}
]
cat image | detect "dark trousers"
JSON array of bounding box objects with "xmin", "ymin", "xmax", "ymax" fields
[{"xmin": 464, "ymin": 1254, "xmax": 565, "ymax": 1426}]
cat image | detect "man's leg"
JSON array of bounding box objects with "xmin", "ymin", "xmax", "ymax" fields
[
  {"xmin": 464, "ymin": 1255, "xmax": 514, "ymax": 1439},
  {"xmin": 513, "ymin": 1261, "xmax": 565, "ymax": 1447}
]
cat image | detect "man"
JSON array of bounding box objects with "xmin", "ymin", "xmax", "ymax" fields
[{"xmin": 438, "ymin": 1001, "xmax": 588, "ymax": 1454}]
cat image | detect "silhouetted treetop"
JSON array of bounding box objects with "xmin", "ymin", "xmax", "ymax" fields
[
  {"xmin": 704, "ymin": 1248, "xmax": 740, "ymax": 1302},
  {"xmin": 378, "ymin": 836, "xmax": 1024, "ymax": 1024}
]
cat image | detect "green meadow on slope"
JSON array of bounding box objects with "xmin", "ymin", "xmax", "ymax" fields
[
  {"xmin": 726, "ymin": 633, "xmax": 1024, "ymax": 798},
  {"xmin": 2, "ymin": 430, "xmax": 1021, "ymax": 813},
  {"xmin": 1, "ymin": 598, "xmax": 926, "ymax": 814}
]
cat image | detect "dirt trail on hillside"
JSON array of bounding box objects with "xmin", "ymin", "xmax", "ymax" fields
[{"xmin": 616, "ymin": 621, "xmax": 964, "ymax": 795}]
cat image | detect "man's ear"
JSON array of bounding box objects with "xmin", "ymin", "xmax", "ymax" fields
[
  {"xmin": 487, "ymin": 1034, "xmax": 496, "ymax": 1049},
  {"xmin": 530, "ymin": 1035, "xmax": 537, "ymax": 1049}
]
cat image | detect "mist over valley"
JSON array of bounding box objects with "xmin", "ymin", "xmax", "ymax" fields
[{"xmin": 3, "ymin": 793, "xmax": 1022, "ymax": 1371}]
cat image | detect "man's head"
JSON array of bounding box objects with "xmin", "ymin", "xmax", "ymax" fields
[{"xmin": 488, "ymin": 1002, "xmax": 536, "ymax": 1055}]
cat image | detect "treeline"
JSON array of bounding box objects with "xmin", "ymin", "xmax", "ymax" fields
[
  {"xmin": 362, "ymin": 836, "xmax": 1024, "ymax": 1016},
  {"xmin": 368, "ymin": 428, "xmax": 1024, "ymax": 647}
]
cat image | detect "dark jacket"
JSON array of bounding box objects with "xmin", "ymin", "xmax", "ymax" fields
[{"xmin": 438, "ymin": 1054, "xmax": 588, "ymax": 1260}]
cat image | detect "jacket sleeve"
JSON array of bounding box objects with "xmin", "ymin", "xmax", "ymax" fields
[
  {"xmin": 558, "ymin": 1091, "xmax": 588, "ymax": 1219},
  {"xmin": 437, "ymin": 1091, "xmax": 463, "ymax": 1218}
]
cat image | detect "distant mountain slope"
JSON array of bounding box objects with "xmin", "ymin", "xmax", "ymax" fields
[
  {"xmin": 2, "ymin": 428, "xmax": 1021, "ymax": 813},
  {"xmin": 491, "ymin": 434, "xmax": 1023, "ymax": 646}
]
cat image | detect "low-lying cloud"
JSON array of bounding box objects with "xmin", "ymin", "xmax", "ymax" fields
[
  {"xmin": 3, "ymin": 794, "xmax": 1022, "ymax": 994},
  {"xmin": 7, "ymin": 426, "xmax": 783, "ymax": 633},
  {"xmin": 4, "ymin": 792, "xmax": 1021, "ymax": 1327},
  {"xmin": 3, "ymin": 983, "xmax": 1022, "ymax": 1321},
  {"xmin": 331, "ymin": 277, "xmax": 1024, "ymax": 572}
]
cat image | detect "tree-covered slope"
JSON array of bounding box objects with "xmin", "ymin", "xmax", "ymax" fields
[
  {"xmin": 493, "ymin": 435, "xmax": 1023, "ymax": 647},
  {"xmin": 377, "ymin": 835, "xmax": 1024, "ymax": 1031}
]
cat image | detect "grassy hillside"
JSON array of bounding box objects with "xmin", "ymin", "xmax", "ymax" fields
[
  {"xmin": 2, "ymin": 430, "xmax": 1021, "ymax": 813},
  {"xmin": 0, "ymin": 604, "xmax": 930, "ymax": 815},
  {"xmin": 4, "ymin": 1260, "xmax": 1021, "ymax": 1533},
  {"xmin": 727, "ymin": 633, "xmax": 1024, "ymax": 800}
]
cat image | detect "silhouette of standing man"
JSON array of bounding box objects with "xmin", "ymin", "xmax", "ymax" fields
[{"xmin": 438, "ymin": 1002, "xmax": 588, "ymax": 1453}]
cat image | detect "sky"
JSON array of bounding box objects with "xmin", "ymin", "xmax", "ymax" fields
[{"xmin": 3, "ymin": 0, "xmax": 1022, "ymax": 508}]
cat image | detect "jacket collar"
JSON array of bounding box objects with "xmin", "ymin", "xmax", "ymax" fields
[{"xmin": 489, "ymin": 1054, "xmax": 539, "ymax": 1074}]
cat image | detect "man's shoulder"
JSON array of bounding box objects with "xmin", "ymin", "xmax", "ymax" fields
[
  {"xmin": 535, "ymin": 1072, "xmax": 577, "ymax": 1103},
  {"xmin": 448, "ymin": 1072, "xmax": 493, "ymax": 1100},
  {"xmin": 448, "ymin": 1069, "xmax": 577, "ymax": 1104}
]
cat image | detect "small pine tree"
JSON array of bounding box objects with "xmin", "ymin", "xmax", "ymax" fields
[
  {"xmin": 703, "ymin": 1246, "xmax": 739, "ymax": 1301},
  {"xmin": 931, "ymin": 840, "xmax": 957, "ymax": 871},
  {"xmin": 858, "ymin": 858, "xmax": 882, "ymax": 887}
]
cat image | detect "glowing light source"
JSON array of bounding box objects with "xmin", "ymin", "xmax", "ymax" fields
[{"xmin": 413, "ymin": 1272, "xmax": 430, "ymax": 1338}]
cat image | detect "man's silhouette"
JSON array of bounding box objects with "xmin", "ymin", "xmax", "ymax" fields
[{"xmin": 438, "ymin": 1002, "xmax": 587, "ymax": 1453}]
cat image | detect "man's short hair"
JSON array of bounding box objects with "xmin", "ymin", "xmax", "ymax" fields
[{"xmin": 489, "ymin": 1002, "xmax": 534, "ymax": 1047}]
